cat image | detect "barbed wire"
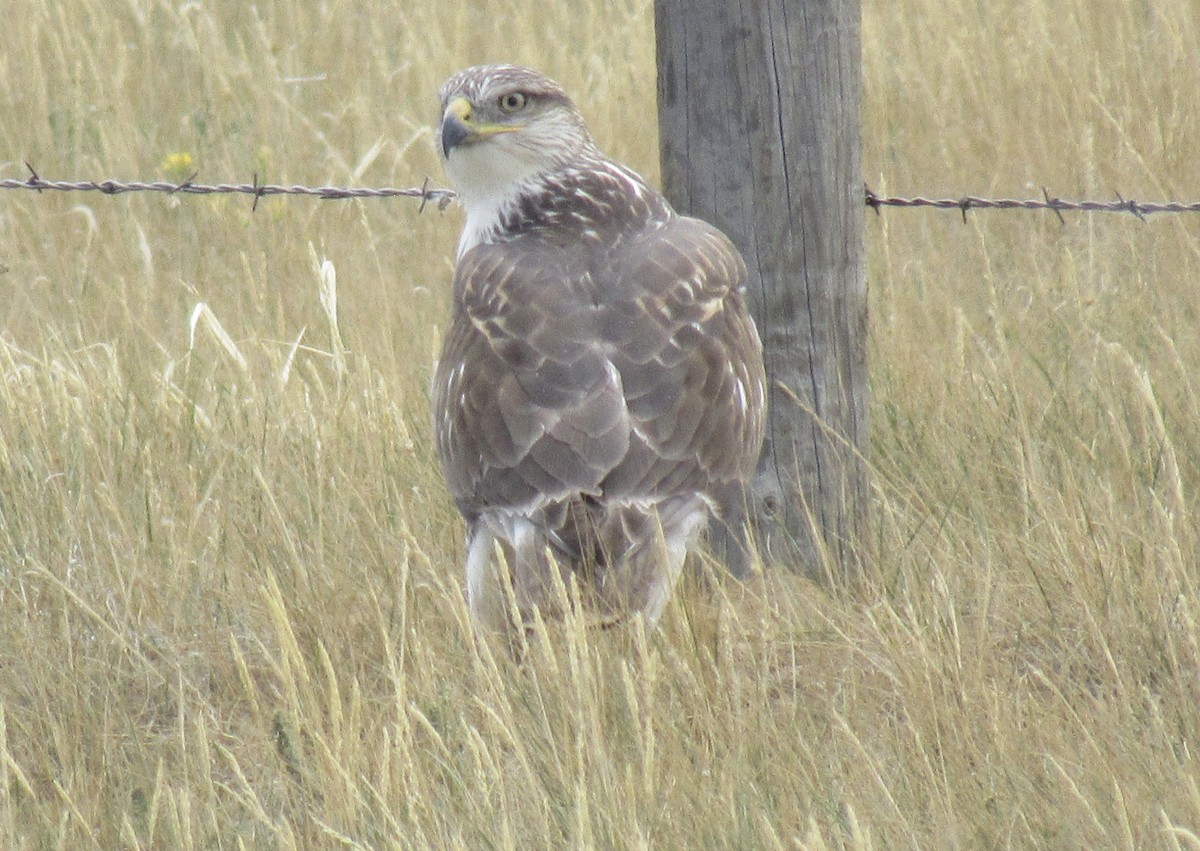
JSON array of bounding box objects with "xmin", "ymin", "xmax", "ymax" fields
[
  {"xmin": 863, "ymin": 186, "xmax": 1200, "ymax": 221},
  {"xmin": 4, "ymin": 164, "xmax": 1199, "ymax": 221},
  {"xmin": 0, "ymin": 164, "xmax": 455, "ymax": 212}
]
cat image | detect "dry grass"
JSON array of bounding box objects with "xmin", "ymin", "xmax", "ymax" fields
[{"xmin": 1, "ymin": 0, "xmax": 1199, "ymax": 847}]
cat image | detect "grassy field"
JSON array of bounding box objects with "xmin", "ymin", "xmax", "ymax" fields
[{"xmin": 2, "ymin": 0, "xmax": 1199, "ymax": 847}]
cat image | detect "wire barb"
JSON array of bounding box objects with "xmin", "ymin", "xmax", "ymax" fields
[
  {"xmin": 23, "ymin": 161, "xmax": 42, "ymax": 193},
  {"xmin": 172, "ymin": 171, "xmax": 199, "ymax": 194},
  {"xmin": 864, "ymin": 184, "xmax": 883, "ymax": 216},
  {"xmin": 1041, "ymin": 187, "xmax": 1066, "ymax": 225},
  {"xmin": 417, "ymin": 176, "xmax": 431, "ymax": 214}
]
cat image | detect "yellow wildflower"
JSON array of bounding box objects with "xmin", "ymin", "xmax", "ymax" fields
[{"xmin": 160, "ymin": 152, "xmax": 195, "ymax": 180}]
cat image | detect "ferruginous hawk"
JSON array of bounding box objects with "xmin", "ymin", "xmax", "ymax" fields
[{"xmin": 432, "ymin": 65, "xmax": 766, "ymax": 635}]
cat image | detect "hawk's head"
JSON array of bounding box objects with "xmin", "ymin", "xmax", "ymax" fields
[{"xmin": 436, "ymin": 65, "xmax": 596, "ymax": 211}]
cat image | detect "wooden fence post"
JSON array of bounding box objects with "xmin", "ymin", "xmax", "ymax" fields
[{"xmin": 654, "ymin": 0, "xmax": 869, "ymax": 578}]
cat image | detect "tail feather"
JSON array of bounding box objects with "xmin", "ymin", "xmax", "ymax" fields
[{"xmin": 467, "ymin": 496, "xmax": 709, "ymax": 635}]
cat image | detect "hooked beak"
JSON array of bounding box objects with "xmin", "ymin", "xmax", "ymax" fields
[
  {"xmin": 440, "ymin": 97, "xmax": 474, "ymax": 158},
  {"xmin": 439, "ymin": 95, "xmax": 518, "ymax": 158}
]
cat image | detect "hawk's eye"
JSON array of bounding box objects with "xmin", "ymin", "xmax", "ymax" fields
[{"xmin": 498, "ymin": 92, "xmax": 527, "ymax": 113}]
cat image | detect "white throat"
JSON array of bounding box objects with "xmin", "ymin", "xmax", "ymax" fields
[
  {"xmin": 454, "ymin": 178, "xmax": 538, "ymax": 259},
  {"xmin": 443, "ymin": 144, "xmax": 548, "ymax": 259}
]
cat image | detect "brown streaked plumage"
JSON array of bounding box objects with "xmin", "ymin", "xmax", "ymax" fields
[{"xmin": 432, "ymin": 65, "xmax": 765, "ymax": 635}]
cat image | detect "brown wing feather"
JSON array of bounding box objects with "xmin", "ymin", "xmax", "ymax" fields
[
  {"xmin": 433, "ymin": 240, "xmax": 630, "ymax": 520},
  {"xmin": 596, "ymin": 215, "xmax": 765, "ymax": 503},
  {"xmin": 432, "ymin": 212, "xmax": 765, "ymax": 531}
]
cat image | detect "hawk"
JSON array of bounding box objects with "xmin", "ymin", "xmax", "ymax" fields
[{"xmin": 432, "ymin": 65, "xmax": 766, "ymax": 635}]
